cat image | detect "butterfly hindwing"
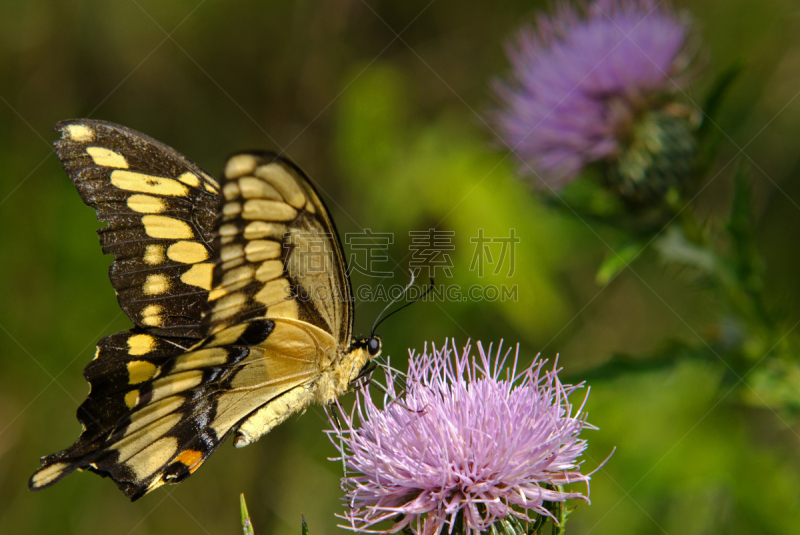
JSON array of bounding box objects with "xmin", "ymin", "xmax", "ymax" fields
[
  {"xmin": 29, "ymin": 319, "xmax": 325, "ymax": 498},
  {"xmin": 29, "ymin": 329, "xmax": 197, "ymax": 493},
  {"xmin": 54, "ymin": 119, "xmax": 221, "ymax": 339}
]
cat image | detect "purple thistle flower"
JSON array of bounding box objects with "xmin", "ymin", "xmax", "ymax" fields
[
  {"xmin": 494, "ymin": 0, "xmax": 693, "ymax": 189},
  {"xmin": 327, "ymin": 341, "xmax": 600, "ymax": 535}
]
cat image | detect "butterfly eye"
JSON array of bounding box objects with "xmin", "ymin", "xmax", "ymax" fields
[{"xmin": 367, "ymin": 337, "xmax": 381, "ymax": 356}]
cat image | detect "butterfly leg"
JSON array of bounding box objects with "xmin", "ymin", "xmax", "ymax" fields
[{"xmin": 348, "ymin": 360, "xmax": 378, "ymax": 391}]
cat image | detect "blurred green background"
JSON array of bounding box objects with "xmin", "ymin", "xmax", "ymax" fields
[{"xmin": 2, "ymin": 0, "xmax": 800, "ymax": 533}]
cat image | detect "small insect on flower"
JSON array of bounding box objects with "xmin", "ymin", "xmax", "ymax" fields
[
  {"xmin": 327, "ymin": 341, "xmax": 604, "ymax": 535},
  {"xmin": 493, "ymin": 0, "xmax": 697, "ymax": 205}
]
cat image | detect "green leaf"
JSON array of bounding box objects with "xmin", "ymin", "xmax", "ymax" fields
[
  {"xmin": 723, "ymin": 162, "xmax": 772, "ymax": 336},
  {"xmin": 695, "ymin": 63, "xmax": 744, "ymax": 176},
  {"xmin": 596, "ymin": 241, "xmax": 645, "ymax": 285},
  {"xmin": 302, "ymin": 515, "xmax": 309, "ymax": 535},
  {"xmin": 240, "ymin": 493, "xmax": 254, "ymax": 535},
  {"xmin": 727, "ymin": 163, "xmax": 763, "ymax": 289},
  {"xmin": 698, "ymin": 63, "xmax": 744, "ymax": 142}
]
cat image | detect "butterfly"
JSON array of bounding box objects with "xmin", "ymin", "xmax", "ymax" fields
[{"xmin": 28, "ymin": 119, "xmax": 382, "ymax": 500}]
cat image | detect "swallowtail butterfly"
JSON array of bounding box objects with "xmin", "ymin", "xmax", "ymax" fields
[{"xmin": 29, "ymin": 119, "xmax": 381, "ymax": 500}]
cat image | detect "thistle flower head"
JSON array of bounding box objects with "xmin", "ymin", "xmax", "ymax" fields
[
  {"xmin": 494, "ymin": 0, "xmax": 694, "ymax": 197},
  {"xmin": 327, "ymin": 341, "xmax": 599, "ymax": 535}
]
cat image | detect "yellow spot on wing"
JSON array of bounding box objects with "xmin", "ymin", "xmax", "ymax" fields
[
  {"xmin": 223, "ymin": 182, "xmax": 241, "ymax": 201},
  {"xmin": 143, "ymin": 273, "xmax": 170, "ymax": 295},
  {"xmin": 87, "ymin": 147, "xmax": 129, "ymax": 168},
  {"xmin": 242, "ymin": 199, "xmax": 297, "ymax": 221},
  {"xmin": 208, "ymin": 288, "xmax": 228, "ymax": 301},
  {"xmin": 126, "ymin": 436, "xmax": 179, "ymax": 479},
  {"xmin": 221, "ymin": 257, "xmax": 246, "ymax": 271},
  {"xmin": 244, "ymin": 221, "xmax": 286, "ymax": 240},
  {"xmin": 127, "ymin": 396, "xmax": 184, "ymax": 434},
  {"xmin": 255, "ymin": 164, "xmax": 306, "ymax": 208},
  {"xmin": 144, "ymin": 244, "xmax": 166, "ymax": 265},
  {"xmin": 128, "ymin": 360, "xmax": 158, "ymax": 384},
  {"xmin": 128, "ymin": 334, "xmax": 157, "ymax": 356},
  {"xmin": 239, "ymin": 176, "xmax": 282, "ymax": 200},
  {"xmin": 167, "ymin": 241, "xmax": 209, "ymax": 264},
  {"xmin": 128, "ymin": 194, "xmax": 166, "ymax": 214},
  {"xmin": 255, "ymin": 260, "xmax": 283, "ymax": 282},
  {"xmin": 255, "ymin": 278, "xmax": 290, "ymax": 307},
  {"xmin": 149, "ymin": 371, "xmax": 203, "ymax": 402},
  {"xmin": 64, "ymin": 124, "xmax": 94, "ymax": 142},
  {"xmin": 177, "ymin": 172, "xmax": 200, "ymax": 187},
  {"xmin": 212, "ymin": 292, "xmax": 247, "ymax": 321},
  {"xmin": 115, "ymin": 413, "xmax": 181, "ymax": 460},
  {"xmin": 110, "ymin": 170, "xmax": 189, "ymax": 196},
  {"xmin": 221, "ymin": 265, "xmax": 255, "ymax": 291},
  {"xmin": 172, "ymin": 348, "xmax": 229, "ymax": 372},
  {"xmin": 219, "ymin": 224, "xmax": 239, "ymax": 237},
  {"xmin": 125, "ymin": 390, "xmax": 140, "ymax": 408},
  {"xmin": 220, "ymin": 244, "xmax": 244, "ymax": 262},
  {"xmin": 245, "ymin": 240, "xmax": 281, "ymax": 262},
  {"xmin": 207, "ymin": 323, "xmax": 249, "ymax": 346},
  {"xmin": 141, "ymin": 304, "xmax": 163, "ymax": 326},
  {"xmin": 266, "ymin": 299, "xmax": 298, "ymax": 319},
  {"xmin": 180, "ymin": 263, "xmax": 213, "ymax": 290},
  {"xmin": 30, "ymin": 462, "xmax": 71, "ymax": 489},
  {"xmin": 141, "ymin": 215, "xmax": 194, "ymax": 239},
  {"xmin": 225, "ymin": 154, "xmax": 257, "ymax": 179},
  {"xmin": 223, "ymin": 202, "xmax": 242, "ymax": 216},
  {"xmin": 219, "ymin": 266, "xmax": 255, "ymax": 301}
]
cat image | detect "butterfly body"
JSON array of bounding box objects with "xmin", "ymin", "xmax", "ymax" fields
[{"xmin": 29, "ymin": 119, "xmax": 380, "ymax": 500}]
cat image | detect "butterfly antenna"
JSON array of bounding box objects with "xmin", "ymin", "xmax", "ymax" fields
[{"xmin": 371, "ymin": 272, "xmax": 435, "ymax": 337}]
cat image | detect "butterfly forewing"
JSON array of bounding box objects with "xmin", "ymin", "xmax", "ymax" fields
[
  {"xmin": 203, "ymin": 152, "xmax": 353, "ymax": 345},
  {"xmin": 54, "ymin": 119, "xmax": 220, "ymax": 339}
]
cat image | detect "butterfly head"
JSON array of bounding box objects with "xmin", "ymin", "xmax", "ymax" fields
[
  {"xmin": 332, "ymin": 335, "xmax": 381, "ymax": 397},
  {"xmin": 348, "ymin": 335, "xmax": 382, "ymax": 360},
  {"xmin": 367, "ymin": 335, "xmax": 381, "ymax": 357}
]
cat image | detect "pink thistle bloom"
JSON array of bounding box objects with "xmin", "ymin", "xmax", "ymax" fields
[
  {"xmin": 327, "ymin": 341, "xmax": 601, "ymax": 535},
  {"xmin": 493, "ymin": 0, "xmax": 693, "ymax": 189}
]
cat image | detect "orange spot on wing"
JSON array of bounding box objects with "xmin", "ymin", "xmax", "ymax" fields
[{"xmin": 175, "ymin": 449, "xmax": 204, "ymax": 472}]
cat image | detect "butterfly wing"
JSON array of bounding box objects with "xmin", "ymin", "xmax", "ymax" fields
[
  {"xmin": 54, "ymin": 119, "xmax": 220, "ymax": 339},
  {"xmin": 204, "ymin": 152, "xmax": 353, "ymax": 343},
  {"xmin": 29, "ymin": 319, "xmax": 329, "ymax": 499},
  {"xmin": 31, "ymin": 143, "xmax": 355, "ymax": 499},
  {"xmin": 205, "ymin": 153, "xmax": 356, "ymax": 447}
]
